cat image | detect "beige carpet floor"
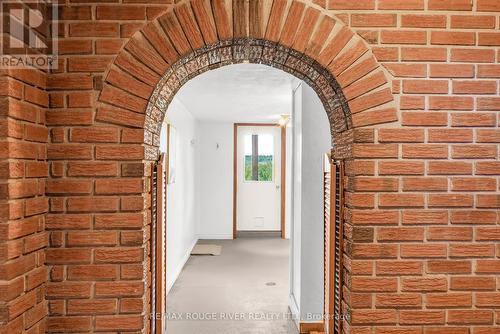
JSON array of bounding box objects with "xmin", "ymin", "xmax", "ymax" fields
[{"xmin": 166, "ymin": 238, "xmax": 298, "ymax": 334}]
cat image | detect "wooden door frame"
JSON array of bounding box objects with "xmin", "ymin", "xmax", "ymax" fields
[{"xmin": 233, "ymin": 123, "xmax": 287, "ymax": 239}]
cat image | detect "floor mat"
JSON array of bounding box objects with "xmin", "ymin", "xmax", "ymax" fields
[{"xmin": 191, "ymin": 244, "xmax": 222, "ymax": 256}]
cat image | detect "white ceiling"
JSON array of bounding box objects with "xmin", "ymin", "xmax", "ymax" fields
[{"xmin": 173, "ymin": 63, "xmax": 297, "ymax": 123}]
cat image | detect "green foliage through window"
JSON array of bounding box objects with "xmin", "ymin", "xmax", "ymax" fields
[{"xmin": 245, "ymin": 155, "xmax": 273, "ymax": 181}]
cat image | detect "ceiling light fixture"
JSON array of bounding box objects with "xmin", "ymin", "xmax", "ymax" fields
[{"xmin": 278, "ymin": 114, "xmax": 291, "ymax": 127}]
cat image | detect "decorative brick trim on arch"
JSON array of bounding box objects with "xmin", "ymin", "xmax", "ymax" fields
[
  {"xmin": 96, "ymin": 0, "xmax": 397, "ymax": 160},
  {"xmin": 142, "ymin": 39, "xmax": 352, "ymax": 160}
]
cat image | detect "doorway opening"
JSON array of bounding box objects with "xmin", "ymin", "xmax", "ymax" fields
[{"xmin": 155, "ymin": 63, "xmax": 333, "ymax": 334}]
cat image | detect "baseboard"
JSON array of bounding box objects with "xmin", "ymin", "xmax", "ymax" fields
[
  {"xmin": 237, "ymin": 231, "xmax": 282, "ymax": 238},
  {"xmin": 166, "ymin": 238, "xmax": 198, "ymax": 294},
  {"xmin": 197, "ymin": 234, "xmax": 233, "ymax": 239},
  {"xmin": 299, "ymin": 321, "xmax": 324, "ymax": 334}
]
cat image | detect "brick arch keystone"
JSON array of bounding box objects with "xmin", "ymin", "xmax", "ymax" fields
[{"xmin": 96, "ymin": 0, "xmax": 397, "ymax": 160}]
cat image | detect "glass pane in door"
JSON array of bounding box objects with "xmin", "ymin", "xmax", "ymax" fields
[{"xmin": 244, "ymin": 134, "xmax": 274, "ymax": 182}]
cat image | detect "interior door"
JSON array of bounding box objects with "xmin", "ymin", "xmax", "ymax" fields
[{"xmin": 237, "ymin": 125, "xmax": 281, "ymax": 231}]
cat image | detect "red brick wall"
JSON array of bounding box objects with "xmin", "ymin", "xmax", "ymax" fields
[
  {"xmin": 1, "ymin": 0, "xmax": 499, "ymax": 333},
  {"xmin": 0, "ymin": 68, "xmax": 49, "ymax": 333},
  {"xmin": 334, "ymin": 1, "xmax": 500, "ymax": 332},
  {"xmin": 44, "ymin": 2, "xmax": 171, "ymax": 333}
]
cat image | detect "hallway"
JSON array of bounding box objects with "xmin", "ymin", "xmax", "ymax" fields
[{"xmin": 166, "ymin": 238, "xmax": 298, "ymax": 334}]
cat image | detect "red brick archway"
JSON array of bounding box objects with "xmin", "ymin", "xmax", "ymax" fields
[{"xmin": 86, "ymin": 0, "xmax": 398, "ymax": 333}]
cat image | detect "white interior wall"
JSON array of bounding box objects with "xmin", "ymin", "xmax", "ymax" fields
[
  {"xmin": 290, "ymin": 82, "xmax": 331, "ymax": 322},
  {"xmin": 197, "ymin": 122, "xmax": 234, "ymax": 239},
  {"xmin": 300, "ymin": 83, "xmax": 331, "ymax": 320},
  {"xmin": 289, "ymin": 83, "xmax": 302, "ymax": 321},
  {"xmin": 197, "ymin": 121, "xmax": 293, "ymax": 238},
  {"xmin": 285, "ymin": 124, "xmax": 292, "ymax": 240},
  {"xmin": 160, "ymin": 98, "xmax": 199, "ymax": 293}
]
